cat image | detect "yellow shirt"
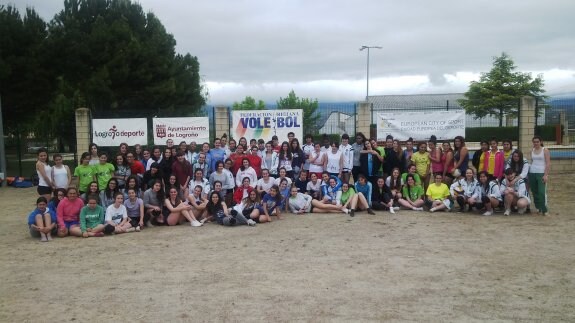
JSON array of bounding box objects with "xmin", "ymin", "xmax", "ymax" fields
[
  {"xmin": 479, "ymin": 152, "xmax": 485, "ymax": 171},
  {"xmin": 426, "ymin": 183, "xmax": 450, "ymax": 200},
  {"xmin": 411, "ymin": 152, "xmax": 430, "ymax": 177},
  {"xmin": 487, "ymin": 152, "xmax": 496, "ymax": 175}
]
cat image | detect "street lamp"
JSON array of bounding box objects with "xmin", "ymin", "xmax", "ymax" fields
[{"xmin": 359, "ymin": 45, "xmax": 382, "ymax": 101}]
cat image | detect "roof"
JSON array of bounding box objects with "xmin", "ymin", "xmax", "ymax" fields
[{"xmin": 368, "ymin": 93, "xmax": 465, "ymax": 110}]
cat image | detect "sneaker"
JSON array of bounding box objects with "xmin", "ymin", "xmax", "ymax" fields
[
  {"xmin": 247, "ymin": 219, "xmax": 257, "ymax": 226},
  {"xmin": 367, "ymin": 208, "xmax": 376, "ymax": 215},
  {"xmin": 482, "ymin": 211, "xmax": 493, "ymax": 216},
  {"xmin": 350, "ymin": 209, "xmax": 355, "ymax": 217},
  {"xmin": 125, "ymin": 227, "xmax": 136, "ymax": 233},
  {"xmin": 504, "ymin": 209, "xmax": 511, "ymax": 216},
  {"xmin": 430, "ymin": 207, "xmax": 436, "ymax": 213},
  {"xmin": 191, "ymin": 220, "xmax": 203, "ymax": 227},
  {"xmin": 389, "ymin": 207, "xmax": 395, "ymax": 214},
  {"xmin": 342, "ymin": 208, "xmax": 349, "ymax": 214},
  {"xmin": 135, "ymin": 226, "xmax": 141, "ymax": 232},
  {"xmin": 518, "ymin": 207, "xmax": 527, "ymax": 215},
  {"xmin": 40, "ymin": 233, "xmax": 48, "ymax": 242},
  {"xmin": 46, "ymin": 233, "xmax": 53, "ymax": 241},
  {"xmin": 145, "ymin": 220, "xmax": 155, "ymax": 228}
]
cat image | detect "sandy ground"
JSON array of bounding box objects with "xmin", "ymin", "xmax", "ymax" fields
[{"xmin": 0, "ymin": 174, "xmax": 574, "ymax": 322}]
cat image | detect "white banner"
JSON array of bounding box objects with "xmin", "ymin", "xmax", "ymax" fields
[
  {"xmin": 377, "ymin": 110, "xmax": 465, "ymax": 141},
  {"xmin": 231, "ymin": 109, "xmax": 303, "ymax": 143},
  {"xmin": 153, "ymin": 117, "xmax": 210, "ymax": 145},
  {"xmin": 92, "ymin": 118, "xmax": 148, "ymax": 146}
]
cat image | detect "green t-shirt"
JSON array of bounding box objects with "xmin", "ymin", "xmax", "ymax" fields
[
  {"xmin": 340, "ymin": 187, "xmax": 356, "ymax": 205},
  {"xmin": 401, "ymin": 173, "xmax": 422, "ymax": 186},
  {"xmin": 74, "ymin": 164, "xmax": 95, "ymax": 193},
  {"xmin": 402, "ymin": 185, "xmax": 424, "ymax": 202},
  {"xmin": 94, "ymin": 163, "xmax": 115, "ymax": 190},
  {"xmin": 375, "ymin": 147, "xmax": 385, "ymax": 172},
  {"xmin": 80, "ymin": 204, "xmax": 105, "ymax": 232}
]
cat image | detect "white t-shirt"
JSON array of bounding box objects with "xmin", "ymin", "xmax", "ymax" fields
[
  {"xmin": 326, "ymin": 150, "xmax": 342, "ymax": 174},
  {"xmin": 257, "ymin": 178, "xmax": 275, "ymax": 194},
  {"xmin": 339, "ymin": 144, "xmax": 354, "ymax": 171},
  {"xmin": 308, "ymin": 151, "xmax": 325, "ymax": 173},
  {"xmin": 105, "ymin": 204, "xmax": 128, "ymax": 224}
]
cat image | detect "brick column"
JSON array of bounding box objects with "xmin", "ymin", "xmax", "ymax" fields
[
  {"xmin": 518, "ymin": 96, "xmax": 535, "ymax": 154},
  {"xmin": 356, "ymin": 101, "xmax": 371, "ymax": 137},
  {"xmin": 75, "ymin": 108, "xmax": 91, "ymax": 155},
  {"xmin": 214, "ymin": 106, "xmax": 230, "ymax": 139}
]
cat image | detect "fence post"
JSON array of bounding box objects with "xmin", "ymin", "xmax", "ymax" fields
[
  {"xmin": 356, "ymin": 101, "xmax": 371, "ymax": 138},
  {"xmin": 75, "ymin": 108, "xmax": 91, "ymax": 157},
  {"xmin": 518, "ymin": 96, "xmax": 536, "ymax": 155},
  {"xmin": 560, "ymin": 111, "xmax": 569, "ymax": 145},
  {"xmin": 214, "ymin": 106, "xmax": 230, "ymax": 140}
]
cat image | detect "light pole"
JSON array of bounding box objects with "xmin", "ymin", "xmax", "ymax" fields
[{"xmin": 359, "ymin": 45, "xmax": 382, "ymax": 101}]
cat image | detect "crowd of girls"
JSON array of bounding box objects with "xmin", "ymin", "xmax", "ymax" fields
[{"xmin": 27, "ymin": 133, "xmax": 551, "ymax": 241}]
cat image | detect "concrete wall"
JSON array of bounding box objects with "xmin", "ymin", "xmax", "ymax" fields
[
  {"xmin": 550, "ymin": 159, "xmax": 575, "ymax": 174},
  {"xmin": 518, "ymin": 96, "xmax": 536, "ymax": 155},
  {"xmin": 75, "ymin": 108, "xmax": 91, "ymax": 156},
  {"xmin": 356, "ymin": 102, "xmax": 371, "ymax": 137},
  {"xmin": 214, "ymin": 106, "xmax": 230, "ymax": 139}
]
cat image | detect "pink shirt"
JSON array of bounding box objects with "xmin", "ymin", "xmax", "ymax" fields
[{"xmin": 56, "ymin": 197, "xmax": 85, "ymax": 227}]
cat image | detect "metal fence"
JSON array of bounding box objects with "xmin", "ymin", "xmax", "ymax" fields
[{"xmin": 542, "ymin": 96, "xmax": 575, "ymax": 142}]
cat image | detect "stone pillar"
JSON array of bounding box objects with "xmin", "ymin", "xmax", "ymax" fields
[
  {"xmin": 560, "ymin": 111, "xmax": 569, "ymax": 145},
  {"xmin": 518, "ymin": 96, "xmax": 536, "ymax": 154},
  {"xmin": 356, "ymin": 101, "xmax": 371, "ymax": 138},
  {"xmin": 75, "ymin": 108, "xmax": 91, "ymax": 155},
  {"xmin": 214, "ymin": 106, "xmax": 230, "ymax": 139}
]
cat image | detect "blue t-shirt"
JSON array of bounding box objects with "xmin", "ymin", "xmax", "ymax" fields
[
  {"xmin": 262, "ymin": 194, "xmax": 280, "ymax": 213},
  {"xmin": 209, "ymin": 148, "xmax": 226, "ymax": 174},
  {"xmin": 27, "ymin": 207, "xmax": 57, "ymax": 226}
]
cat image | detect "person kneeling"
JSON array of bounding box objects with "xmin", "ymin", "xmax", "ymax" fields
[{"xmin": 500, "ymin": 168, "xmax": 531, "ymax": 216}]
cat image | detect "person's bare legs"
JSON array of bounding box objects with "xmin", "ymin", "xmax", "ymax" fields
[
  {"xmin": 34, "ymin": 214, "xmax": 48, "ymax": 241},
  {"xmin": 68, "ymin": 225, "xmax": 83, "ymax": 237},
  {"xmin": 430, "ymin": 200, "xmax": 447, "ymax": 212}
]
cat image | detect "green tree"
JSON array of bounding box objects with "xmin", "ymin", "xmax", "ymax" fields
[
  {"xmin": 0, "ymin": 5, "xmax": 53, "ymax": 133},
  {"xmin": 277, "ymin": 90, "xmax": 320, "ymax": 134},
  {"xmin": 458, "ymin": 52, "xmax": 546, "ymax": 127},
  {"xmin": 46, "ymin": 0, "xmax": 205, "ymax": 117},
  {"xmin": 232, "ymin": 96, "xmax": 266, "ymax": 110}
]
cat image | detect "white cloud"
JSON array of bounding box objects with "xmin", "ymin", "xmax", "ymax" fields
[{"xmin": 11, "ymin": 0, "xmax": 575, "ymax": 103}]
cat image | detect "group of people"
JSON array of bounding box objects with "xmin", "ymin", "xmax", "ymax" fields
[{"xmin": 28, "ymin": 132, "xmax": 551, "ymax": 242}]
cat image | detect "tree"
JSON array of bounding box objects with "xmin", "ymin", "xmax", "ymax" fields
[
  {"xmin": 277, "ymin": 90, "xmax": 320, "ymax": 134},
  {"xmin": 46, "ymin": 0, "xmax": 206, "ymax": 116},
  {"xmin": 458, "ymin": 52, "xmax": 546, "ymax": 127},
  {"xmin": 232, "ymin": 96, "xmax": 265, "ymax": 110},
  {"xmin": 0, "ymin": 5, "xmax": 54, "ymax": 133}
]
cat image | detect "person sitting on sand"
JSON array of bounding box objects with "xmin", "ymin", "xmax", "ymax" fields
[{"xmin": 28, "ymin": 197, "xmax": 57, "ymax": 242}]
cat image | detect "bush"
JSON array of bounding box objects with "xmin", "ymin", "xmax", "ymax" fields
[{"xmin": 465, "ymin": 125, "xmax": 557, "ymax": 142}]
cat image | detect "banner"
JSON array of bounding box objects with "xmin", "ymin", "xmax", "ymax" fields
[
  {"xmin": 232, "ymin": 109, "xmax": 303, "ymax": 143},
  {"xmin": 153, "ymin": 117, "xmax": 210, "ymax": 145},
  {"xmin": 377, "ymin": 110, "xmax": 465, "ymax": 141},
  {"xmin": 92, "ymin": 118, "xmax": 147, "ymax": 146}
]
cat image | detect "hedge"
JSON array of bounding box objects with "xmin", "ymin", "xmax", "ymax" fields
[{"xmin": 465, "ymin": 125, "xmax": 558, "ymax": 142}]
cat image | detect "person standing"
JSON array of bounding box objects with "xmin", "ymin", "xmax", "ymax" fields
[
  {"xmin": 528, "ymin": 136, "xmax": 550, "ymax": 215},
  {"xmin": 351, "ymin": 133, "xmax": 366, "ymax": 183}
]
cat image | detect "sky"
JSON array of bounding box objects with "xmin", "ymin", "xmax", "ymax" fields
[{"xmin": 9, "ymin": 0, "xmax": 575, "ymax": 104}]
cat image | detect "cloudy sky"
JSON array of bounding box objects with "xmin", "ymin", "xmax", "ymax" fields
[{"xmin": 11, "ymin": 0, "xmax": 575, "ymax": 104}]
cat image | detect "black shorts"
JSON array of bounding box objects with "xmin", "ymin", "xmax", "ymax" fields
[{"xmin": 37, "ymin": 185, "xmax": 52, "ymax": 195}]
